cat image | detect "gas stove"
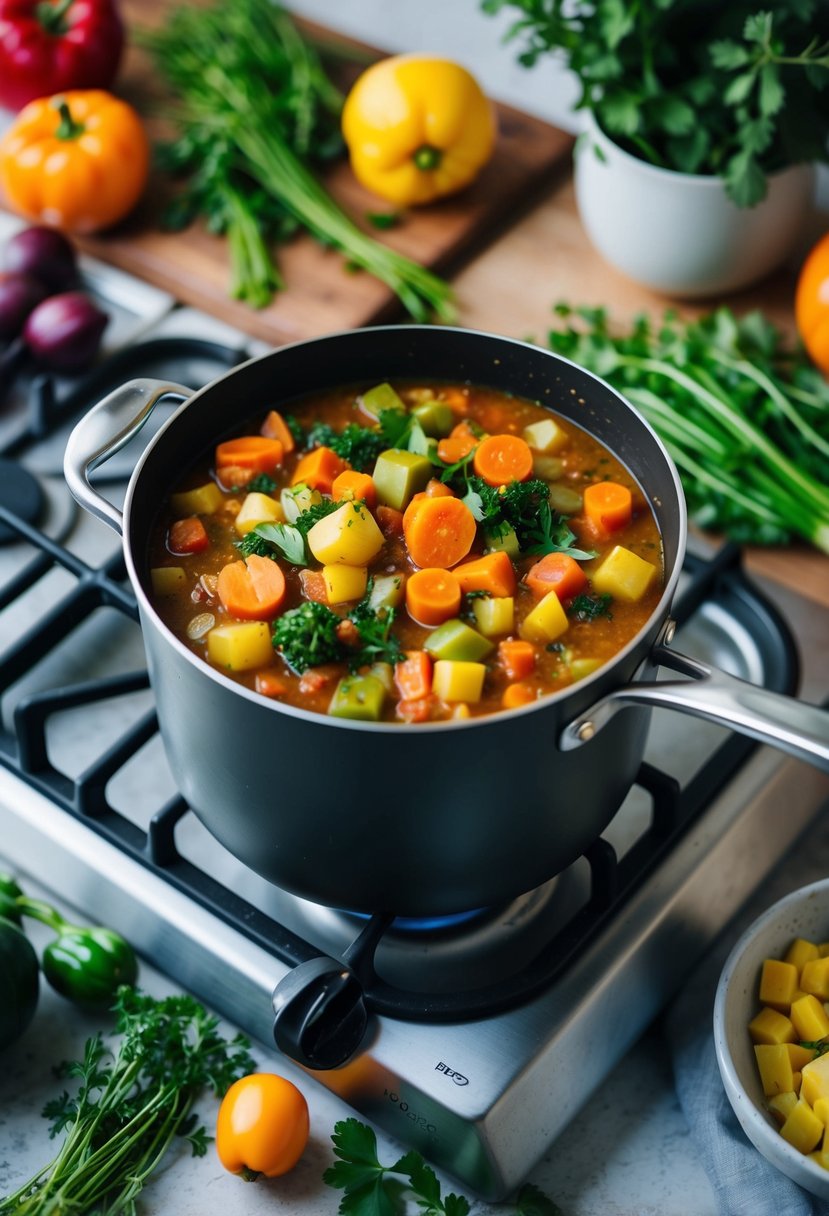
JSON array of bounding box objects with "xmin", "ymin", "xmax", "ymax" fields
[{"xmin": 1, "ymin": 249, "xmax": 828, "ymax": 1201}]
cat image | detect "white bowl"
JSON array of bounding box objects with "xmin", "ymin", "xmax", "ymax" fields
[
  {"xmin": 573, "ymin": 112, "xmax": 816, "ymax": 298},
  {"xmin": 714, "ymin": 878, "xmax": 829, "ymax": 1201}
]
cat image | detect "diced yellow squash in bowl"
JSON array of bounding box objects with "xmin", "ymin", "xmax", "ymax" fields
[
  {"xmin": 234, "ymin": 491, "xmax": 285, "ymax": 536},
  {"xmin": 432, "ymin": 660, "xmax": 486, "ymax": 703},
  {"xmin": 150, "ymin": 567, "xmax": 187, "ymax": 596},
  {"xmin": 591, "ymin": 545, "xmax": 656, "ymax": 602},
  {"xmin": 307, "ymin": 502, "xmax": 384, "ymax": 566},
  {"xmin": 519, "ymin": 590, "xmax": 568, "ymax": 644},
  {"xmin": 323, "ymin": 564, "xmax": 368, "ymax": 604},
  {"xmin": 207, "ymin": 622, "xmax": 273, "ymax": 671},
  {"xmin": 170, "ymin": 482, "xmax": 223, "ymax": 516}
]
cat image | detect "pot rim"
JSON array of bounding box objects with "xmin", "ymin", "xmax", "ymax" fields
[{"xmin": 122, "ymin": 323, "xmax": 688, "ymax": 734}]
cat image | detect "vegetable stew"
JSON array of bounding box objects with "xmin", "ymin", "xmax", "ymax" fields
[{"xmin": 147, "ymin": 381, "xmax": 664, "ymax": 722}]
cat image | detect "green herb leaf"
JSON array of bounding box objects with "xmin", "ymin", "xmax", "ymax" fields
[{"xmin": 240, "ymin": 521, "xmax": 307, "ymax": 564}]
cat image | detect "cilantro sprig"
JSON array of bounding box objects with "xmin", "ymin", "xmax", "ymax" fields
[{"xmin": 324, "ymin": 1118, "xmax": 563, "ymax": 1216}]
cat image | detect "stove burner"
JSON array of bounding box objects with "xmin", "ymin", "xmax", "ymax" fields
[
  {"xmin": 0, "ymin": 458, "xmax": 43, "ymax": 544},
  {"xmin": 348, "ymin": 907, "xmax": 488, "ymax": 934}
]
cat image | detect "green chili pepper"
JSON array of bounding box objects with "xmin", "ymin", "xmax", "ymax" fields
[
  {"xmin": 0, "ymin": 873, "xmax": 24, "ymax": 925},
  {"xmin": 0, "ymin": 915, "xmax": 39, "ymax": 1049},
  {"xmin": 15, "ymin": 896, "xmax": 138, "ymax": 1010}
]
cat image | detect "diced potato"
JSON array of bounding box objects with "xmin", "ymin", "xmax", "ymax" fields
[
  {"xmin": 768, "ymin": 1091, "xmax": 799, "ymax": 1125},
  {"xmin": 207, "ymin": 622, "xmax": 273, "ymax": 672},
  {"xmin": 372, "ymin": 450, "xmax": 433, "ymax": 510},
  {"xmin": 432, "ymin": 660, "xmax": 487, "ymax": 703},
  {"xmin": 786, "ymin": 938, "xmax": 821, "ymax": 971},
  {"xmin": 358, "ymin": 381, "xmax": 406, "ymax": 420},
  {"xmin": 780, "ymin": 1099, "xmax": 824, "ymax": 1153},
  {"xmin": 150, "ymin": 566, "xmax": 187, "ymax": 596},
  {"xmin": 280, "ymin": 483, "xmax": 322, "ymax": 523},
  {"xmin": 754, "ymin": 1044, "xmax": 796, "ymax": 1096},
  {"xmin": 328, "ymin": 674, "xmax": 386, "ymax": 721},
  {"xmin": 484, "ymin": 525, "xmax": 520, "ymax": 559},
  {"xmin": 802, "ymin": 958, "xmax": 829, "ymax": 1001},
  {"xmin": 523, "ymin": 417, "xmax": 568, "ymax": 454},
  {"xmin": 547, "ymin": 483, "xmax": 583, "ymax": 515},
  {"xmin": 748, "ymin": 1006, "xmax": 796, "ymax": 1046},
  {"xmin": 759, "ymin": 958, "xmax": 800, "ymax": 1010},
  {"xmin": 170, "ymin": 482, "xmax": 223, "ymax": 516},
  {"xmin": 234, "ymin": 491, "xmax": 285, "ymax": 536},
  {"xmin": 791, "ymin": 994, "xmax": 829, "ymax": 1042},
  {"xmin": 368, "ymin": 574, "xmax": 405, "ymax": 613},
  {"xmin": 802, "ymin": 1054, "xmax": 829, "ymax": 1108},
  {"xmin": 591, "ymin": 545, "xmax": 657, "ymax": 603},
  {"xmin": 471, "ymin": 596, "xmax": 514, "ymax": 637},
  {"xmin": 424, "ymin": 619, "xmax": 493, "ymax": 662},
  {"xmin": 307, "ymin": 502, "xmax": 385, "ymax": 566},
  {"xmin": 519, "ymin": 590, "xmax": 569, "ymax": 644},
  {"xmin": 532, "ymin": 453, "xmax": 564, "ymax": 480},
  {"xmin": 323, "ymin": 564, "xmax": 368, "ymax": 604}
]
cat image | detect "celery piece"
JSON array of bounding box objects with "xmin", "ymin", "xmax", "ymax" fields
[
  {"xmin": 328, "ymin": 674, "xmax": 386, "ymax": 721},
  {"xmin": 368, "ymin": 574, "xmax": 405, "ymax": 613},
  {"xmin": 359, "ymin": 382, "xmax": 406, "ymax": 420},
  {"xmin": 372, "ymin": 449, "xmax": 432, "ymax": 510},
  {"xmin": 412, "ymin": 400, "xmax": 454, "ymax": 437},
  {"xmin": 424, "ymin": 618, "xmax": 494, "ymax": 662}
]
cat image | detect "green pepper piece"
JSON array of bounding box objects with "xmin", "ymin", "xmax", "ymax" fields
[
  {"xmin": 359, "ymin": 382, "xmax": 406, "ymax": 419},
  {"xmin": 424, "ymin": 618, "xmax": 494, "ymax": 662},
  {"xmin": 16, "ymin": 896, "xmax": 139, "ymax": 1010},
  {"xmin": 412, "ymin": 400, "xmax": 454, "ymax": 437},
  {"xmin": 0, "ymin": 917, "xmax": 39, "ymax": 1050},
  {"xmin": 484, "ymin": 524, "xmax": 521, "ymax": 559},
  {"xmin": 0, "ymin": 873, "xmax": 25, "ymax": 925},
  {"xmin": 372, "ymin": 449, "xmax": 432, "ymax": 510},
  {"xmin": 328, "ymin": 674, "xmax": 386, "ymax": 721}
]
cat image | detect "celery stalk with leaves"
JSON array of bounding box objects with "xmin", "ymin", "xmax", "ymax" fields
[
  {"xmin": 546, "ymin": 305, "xmax": 829, "ymax": 553},
  {"xmin": 140, "ymin": 0, "xmax": 454, "ymax": 321}
]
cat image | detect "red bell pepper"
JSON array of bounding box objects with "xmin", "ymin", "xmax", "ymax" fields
[{"xmin": 0, "ymin": 0, "xmax": 124, "ymax": 112}]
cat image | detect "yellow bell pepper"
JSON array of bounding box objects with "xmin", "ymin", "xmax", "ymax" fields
[{"xmin": 341, "ymin": 54, "xmax": 496, "ymax": 206}]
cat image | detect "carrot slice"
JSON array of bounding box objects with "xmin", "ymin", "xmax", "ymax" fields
[
  {"xmin": 217, "ymin": 554, "xmax": 286, "ymax": 620},
  {"xmin": 168, "ymin": 516, "xmax": 209, "ymax": 554},
  {"xmin": 376, "ymin": 505, "xmax": 404, "ymax": 537},
  {"xmin": 299, "ymin": 568, "xmax": 328, "ymax": 603},
  {"xmin": 332, "ymin": 469, "xmax": 377, "ymax": 510},
  {"xmin": 583, "ymin": 481, "xmax": 633, "ymax": 532},
  {"xmin": 215, "ymin": 436, "xmax": 284, "ymax": 474},
  {"xmin": 402, "ymin": 496, "xmax": 477, "ymax": 569},
  {"xmin": 396, "ymin": 696, "xmax": 436, "ymax": 723},
  {"xmin": 394, "ymin": 650, "xmax": 433, "ymax": 701},
  {"xmin": 255, "ymin": 671, "xmax": 289, "ymax": 698},
  {"xmin": 437, "ymin": 433, "xmax": 477, "ymax": 464},
  {"xmin": 291, "ymin": 446, "xmax": 348, "ymax": 493},
  {"xmin": 454, "ymin": 551, "xmax": 516, "ymax": 597},
  {"xmin": 405, "ymin": 568, "xmax": 462, "ymax": 627},
  {"xmin": 498, "ymin": 639, "xmax": 536, "ymax": 681},
  {"xmin": 525, "ymin": 552, "xmax": 588, "ymax": 601},
  {"xmin": 472, "ymin": 434, "xmax": 534, "ymax": 486},
  {"xmin": 409, "ymin": 478, "xmax": 456, "ymax": 507},
  {"xmin": 260, "ymin": 409, "xmax": 296, "ymax": 453},
  {"xmin": 502, "ymin": 682, "xmax": 536, "ymax": 709}
]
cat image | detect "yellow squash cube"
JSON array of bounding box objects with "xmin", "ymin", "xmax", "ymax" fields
[
  {"xmin": 523, "ymin": 417, "xmax": 568, "ymax": 454},
  {"xmin": 432, "ymin": 660, "xmax": 487, "ymax": 703},
  {"xmin": 472, "ymin": 596, "xmax": 514, "ymax": 637},
  {"xmin": 813, "ymin": 1097, "xmax": 829, "ymax": 1126},
  {"xmin": 234, "ymin": 491, "xmax": 285, "ymax": 536},
  {"xmin": 755, "ymin": 1044, "xmax": 796, "ymax": 1096},
  {"xmin": 802, "ymin": 1055, "xmax": 829, "ymax": 1107},
  {"xmin": 519, "ymin": 590, "xmax": 569, "ymax": 644},
  {"xmin": 801, "ymin": 958, "xmax": 829, "ymax": 1001},
  {"xmin": 768, "ymin": 1091, "xmax": 799, "ymax": 1125},
  {"xmin": 207, "ymin": 622, "xmax": 273, "ymax": 672},
  {"xmin": 591, "ymin": 545, "xmax": 657, "ymax": 603},
  {"xmin": 748, "ymin": 1006, "xmax": 796, "ymax": 1046},
  {"xmin": 323, "ymin": 564, "xmax": 368, "ymax": 604},
  {"xmin": 789, "ymin": 1043, "xmax": 818, "ymax": 1071},
  {"xmin": 150, "ymin": 566, "xmax": 187, "ymax": 596},
  {"xmin": 780, "ymin": 1099, "xmax": 825, "ymax": 1154},
  {"xmin": 791, "ymin": 994, "xmax": 829, "ymax": 1042},
  {"xmin": 786, "ymin": 938, "xmax": 820, "ymax": 971},
  {"xmin": 307, "ymin": 502, "xmax": 384, "ymax": 566},
  {"xmin": 170, "ymin": 482, "xmax": 223, "ymax": 517},
  {"xmin": 759, "ymin": 958, "xmax": 799, "ymax": 1010}
]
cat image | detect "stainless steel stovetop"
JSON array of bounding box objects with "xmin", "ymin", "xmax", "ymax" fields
[{"xmin": 0, "ymin": 234, "xmax": 827, "ymax": 1200}]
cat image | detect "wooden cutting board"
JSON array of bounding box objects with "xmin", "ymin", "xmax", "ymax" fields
[{"xmin": 56, "ymin": 1, "xmax": 575, "ymax": 345}]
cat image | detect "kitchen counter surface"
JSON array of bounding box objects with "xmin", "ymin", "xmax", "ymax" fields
[{"xmin": 2, "ymin": 3, "xmax": 828, "ymax": 1214}]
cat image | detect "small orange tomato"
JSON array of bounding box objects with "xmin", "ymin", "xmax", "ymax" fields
[
  {"xmin": 795, "ymin": 232, "xmax": 829, "ymax": 375},
  {"xmin": 216, "ymin": 1072, "xmax": 310, "ymax": 1180},
  {"xmin": 0, "ymin": 90, "xmax": 149, "ymax": 235}
]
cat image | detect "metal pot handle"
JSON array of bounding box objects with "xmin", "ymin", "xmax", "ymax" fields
[
  {"xmin": 64, "ymin": 378, "xmax": 193, "ymax": 536},
  {"xmin": 560, "ymin": 638, "xmax": 829, "ymax": 773}
]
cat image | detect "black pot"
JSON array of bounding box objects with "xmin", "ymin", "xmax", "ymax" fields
[{"xmin": 65, "ymin": 326, "xmax": 829, "ymax": 916}]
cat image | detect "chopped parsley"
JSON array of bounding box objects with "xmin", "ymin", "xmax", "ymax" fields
[
  {"xmin": 570, "ymin": 593, "xmax": 613, "ymax": 621},
  {"xmin": 237, "ymin": 522, "xmax": 307, "ymax": 564},
  {"xmin": 524, "ymin": 501, "xmax": 598, "ymax": 560},
  {"xmin": 245, "ymin": 472, "xmax": 277, "ymax": 493},
  {"xmin": 307, "ymin": 421, "xmax": 385, "ymax": 470},
  {"xmin": 273, "ymin": 601, "xmax": 343, "ymax": 672}
]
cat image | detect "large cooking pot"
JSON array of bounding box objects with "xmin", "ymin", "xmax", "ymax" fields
[{"xmin": 65, "ymin": 326, "xmax": 829, "ymax": 917}]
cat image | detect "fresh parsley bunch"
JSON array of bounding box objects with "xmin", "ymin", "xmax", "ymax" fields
[{"xmin": 482, "ymin": 0, "xmax": 829, "ymax": 205}]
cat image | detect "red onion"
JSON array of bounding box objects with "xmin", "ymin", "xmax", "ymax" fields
[
  {"xmin": 0, "ymin": 273, "xmax": 48, "ymax": 341},
  {"xmin": 3, "ymin": 227, "xmax": 79, "ymax": 294},
  {"xmin": 23, "ymin": 292, "xmax": 108, "ymax": 371}
]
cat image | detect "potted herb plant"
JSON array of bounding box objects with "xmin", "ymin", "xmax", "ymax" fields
[{"xmin": 483, "ymin": 1, "xmax": 829, "ymax": 296}]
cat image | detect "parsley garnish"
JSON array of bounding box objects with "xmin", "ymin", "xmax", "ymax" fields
[
  {"xmin": 237, "ymin": 522, "xmax": 307, "ymax": 564},
  {"xmin": 294, "ymin": 497, "xmax": 344, "ymax": 536},
  {"xmin": 570, "ymin": 592, "xmax": 613, "ymax": 621},
  {"xmin": 323, "ymin": 1118, "xmax": 563, "ymax": 1216},
  {"xmin": 246, "ymin": 472, "xmax": 277, "ymax": 493},
  {"xmin": 273, "ymin": 600, "xmax": 343, "ymax": 671},
  {"xmin": 347, "ymin": 586, "xmax": 405, "ymax": 670},
  {"xmin": 801, "ymin": 1040, "xmax": 829, "ymax": 1058},
  {"xmin": 308, "ymin": 421, "xmax": 385, "ymax": 471},
  {"xmin": 524, "ymin": 501, "xmax": 598, "ymax": 560}
]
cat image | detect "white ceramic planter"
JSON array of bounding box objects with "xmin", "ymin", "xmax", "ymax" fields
[{"xmin": 574, "ymin": 113, "xmax": 816, "ymax": 298}]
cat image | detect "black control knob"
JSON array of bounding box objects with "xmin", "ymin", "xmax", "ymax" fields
[{"xmin": 272, "ymin": 956, "xmax": 369, "ymax": 1070}]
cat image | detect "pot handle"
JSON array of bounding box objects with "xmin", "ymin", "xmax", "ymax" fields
[
  {"xmin": 64, "ymin": 378, "xmax": 193, "ymax": 535},
  {"xmin": 560, "ymin": 640, "xmax": 829, "ymax": 773}
]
